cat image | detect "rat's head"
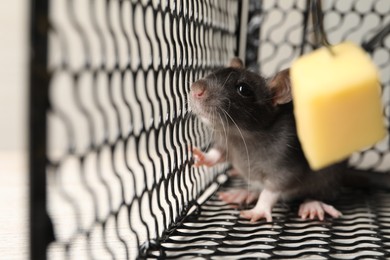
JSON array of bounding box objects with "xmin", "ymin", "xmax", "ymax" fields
[{"xmin": 189, "ymin": 57, "xmax": 291, "ymax": 131}]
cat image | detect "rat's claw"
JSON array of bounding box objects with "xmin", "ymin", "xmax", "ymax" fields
[
  {"xmin": 219, "ymin": 190, "xmax": 259, "ymax": 207},
  {"xmin": 322, "ymin": 203, "xmax": 342, "ymax": 218},
  {"xmin": 190, "ymin": 147, "xmax": 223, "ymax": 167},
  {"xmin": 298, "ymin": 200, "xmax": 342, "ymax": 221},
  {"xmin": 191, "ymin": 147, "xmax": 206, "ymax": 167},
  {"xmin": 239, "ymin": 189, "xmax": 279, "ymax": 223},
  {"xmin": 240, "ymin": 208, "xmax": 273, "ymax": 223},
  {"xmin": 227, "ymin": 168, "xmax": 240, "ymax": 177}
]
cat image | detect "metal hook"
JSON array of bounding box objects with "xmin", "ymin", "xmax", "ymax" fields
[
  {"xmin": 362, "ymin": 22, "xmax": 390, "ymax": 53},
  {"xmin": 310, "ymin": 0, "xmax": 335, "ymax": 55}
]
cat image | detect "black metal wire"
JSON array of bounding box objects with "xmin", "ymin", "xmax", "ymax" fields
[
  {"xmin": 363, "ymin": 22, "xmax": 390, "ymax": 53},
  {"xmin": 310, "ymin": 0, "xmax": 335, "ymax": 54},
  {"xmin": 28, "ymin": 0, "xmax": 54, "ymax": 259},
  {"xmin": 145, "ymin": 176, "xmax": 390, "ymax": 259},
  {"xmin": 29, "ymin": 0, "xmax": 239, "ymax": 259}
]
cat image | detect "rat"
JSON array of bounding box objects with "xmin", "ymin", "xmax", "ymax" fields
[{"xmin": 189, "ymin": 57, "xmax": 350, "ymax": 222}]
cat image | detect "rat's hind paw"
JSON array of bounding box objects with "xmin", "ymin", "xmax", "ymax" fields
[
  {"xmin": 240, "ymin": 208, "xmax": 273, "ymax": 223},
  {"xmin": 239, "ymin": 188, "xmax": 279, "ymax": 223},
  {"xmin": 227, "ymin": 168, "xmax": 240, "ymax": 177},
  {"xmin": 219, "ymin": 190, "xmax": 259, "ymax": 207},
  {"xmin": 298, "ymin": 200, "xmax": 342, "ymax": 221}
]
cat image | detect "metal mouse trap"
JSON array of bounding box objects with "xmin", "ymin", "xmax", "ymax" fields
[
  {"xmin": 28, "ymin": 0, "xmax": 390, "ymax": 259},
  {"xmin": 144, "ymin": 176, "xmax": 390, "ymax": 259}
]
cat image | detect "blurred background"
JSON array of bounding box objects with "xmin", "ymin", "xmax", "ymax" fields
[
  {"xmin": 0, "ymin": 1, "xmax": 29, "ymax": 259},
  {"xmin": 0, "ymin": 1, "xmax": 27, "ymax": 152}
]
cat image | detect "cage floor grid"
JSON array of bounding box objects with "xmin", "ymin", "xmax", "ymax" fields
[{"xmin": 146, "ymin": 176, "xmax": 390, "ymax": 259}]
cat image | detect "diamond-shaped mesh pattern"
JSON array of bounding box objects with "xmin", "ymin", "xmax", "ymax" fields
[
  {"xmin": 30, "ymin": 0, "xmax": 239, "ymax": 259},
  {"xmin": 146, "ymin": 177, "xmax": 390, "ymax": 259}
]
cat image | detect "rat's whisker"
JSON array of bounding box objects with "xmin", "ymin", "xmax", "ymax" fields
[
  {"xmin": 186, "ymin": 80, "xmax": 193, "ymax": 86},
  {"xmin": 204, "ymin": 108, "xmax": 215, "ymax": 152},
  {"xmin": 182, "ymin": 105, "xmax": 191, "ymax": 119},
  {"xmin": 217, "ymin": 111, "xmax": 229, "ymax": 161},
  {"xmin": 221, "ymin": 71, "xmax": 234, "ymax": 89},
  {"xmin": 221, "ymin": 108, "xmax": 251, "ymax": 191}
]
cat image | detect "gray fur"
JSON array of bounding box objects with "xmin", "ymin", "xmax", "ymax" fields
[{"xmin": 190, "ymin": 66, "xmax": 347, "ymax": 202}]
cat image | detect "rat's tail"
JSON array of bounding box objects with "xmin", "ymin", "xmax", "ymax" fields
[{"xmin": 343, "ymin": 169, "xmax": 390, "ymax": 189}]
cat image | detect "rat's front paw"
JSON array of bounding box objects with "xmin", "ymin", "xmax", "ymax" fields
[
  {"xmin": 298, "ymin": 200, "xmax": 342, "ymax": 221},
  {"xmin": 191, "ymin": 147, "xmax": 222, "ymax": 167},
  {"xmin": 191, "ymin": 147, "xmax": 207, "ymax": 167},
  {"xmin": 240, "ymin": 208, "xmax": 273, "ymax": 223}
]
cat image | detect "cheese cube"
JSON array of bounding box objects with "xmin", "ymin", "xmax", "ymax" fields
[{"xmin": 291, "ymin": 42, "xmax": 386, "ymax": 170}]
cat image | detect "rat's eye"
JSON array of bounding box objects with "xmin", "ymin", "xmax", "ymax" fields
[{"xmin": 236, "ymin": 83, "xmax": 254, "ymax": 97}]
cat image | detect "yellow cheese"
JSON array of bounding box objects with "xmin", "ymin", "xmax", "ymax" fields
[{"xmin": 291, "ymin": 42, "xmax": 386, "ymax": 170}]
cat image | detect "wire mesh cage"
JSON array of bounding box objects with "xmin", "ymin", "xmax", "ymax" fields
[
  {"xmin": 28, "ymin": 0, "xmax": 390, "ymax": 259},
  {"xmin": 246, "ymin": 0, "xmax": 390, "ymax": 172}
]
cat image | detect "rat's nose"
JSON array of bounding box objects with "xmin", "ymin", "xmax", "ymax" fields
[{"xmin": 191, "ymin": 80, "xmax": 207, "ymax": 99}]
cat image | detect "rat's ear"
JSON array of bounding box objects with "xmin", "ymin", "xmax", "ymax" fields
[
  {"xmin": 229, "ymin": 57, "xmax": 244, "ymax": 69},
  {"xmin": 268, "ymin": 69, "xmax": 292, "ymax": 106}
]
